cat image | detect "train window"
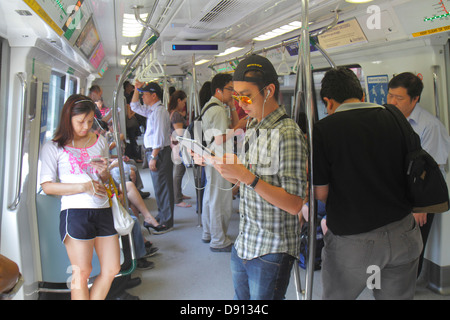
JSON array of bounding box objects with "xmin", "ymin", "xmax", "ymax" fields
[
  {"xmin": 311, "ymin": 64, "xmax": 365, "ymax": 121},
  {"xmin": 42, "ymin": 72, "xmax": 66, "ymax": 143},
  {"xmin": 68, "ymin": 77, "xmax": 78, "ymax": 95}
]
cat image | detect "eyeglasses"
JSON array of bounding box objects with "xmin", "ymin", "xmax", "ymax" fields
[{"xmin": 232, "ymin": 87, "xmax": 266, "ymax": 105}]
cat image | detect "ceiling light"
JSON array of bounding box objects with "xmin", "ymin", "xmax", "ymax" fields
[
  {"xmin": 253, "ymin": 21, "xmax": 302, "ymax": 41},
  {"xmin": 195, "ymin": 59, "xmax": 211, "ymax": 66},
  {"xmin": 122, "ymin": 13, "xmax": 148, "ymax": 37},
  {"xmin": 216, "ymin": 47, "xmax": 244, "ymax": 57},
  {"xmin": 121, "ymin": 44, "xmax": 137, "ymax": 56}
]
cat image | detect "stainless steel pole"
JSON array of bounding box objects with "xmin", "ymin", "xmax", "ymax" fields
[{"xmin": 301, "ymin": 0, "xmax": 317, "ymax": 301}]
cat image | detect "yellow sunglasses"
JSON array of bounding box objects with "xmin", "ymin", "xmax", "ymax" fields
[
  {"xmin": 232, "ymin": 87, "xmax": 266, "ymax": 105},
  {"xmin": 232, "ymin": 94, "xmax": 253, "ymax": 104}
]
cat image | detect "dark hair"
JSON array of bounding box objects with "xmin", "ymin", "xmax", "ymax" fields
[
  {"xmin": 89, "ymin": 85, "xmax": 101, "ymax": 95},
  {"xmin": 52, "ymin": 94, "xmax": 96, "ymax": 148},
  {"xmin": 388, "ymin": 72, "xmax": 423, "ymax": 102},
  {"xmin": 320, "ymin": 67, "xmax": 364, "ymax": 103},
  {"xmin": 168, "ymin": 90, "xmax": 187, "ymax": 113},
  {"xmin": 123, "ymin": 80, "xmax": 133, "ymax": 91},
  {"xmin": 211, "ymin": 73, "xmax": 233, "ymax": 96},
  {"xmin": 199, "ymin": 81, "xmax": 212, "ymax": 107},
  {"xmin": 243, "ymin": 70, "xmax": 280, "ymax": 101}
]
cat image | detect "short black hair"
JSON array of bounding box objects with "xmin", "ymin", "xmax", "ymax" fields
[
  {"xmin": 320, "ymin": 67, "xmax": 363, "ymax": 103},
  {"xmin": 388, "ymin": 72, "xmax": 423, "ymax": 102},
  {"xmin": 211, "ymin": 73, "xmax": 233, "ymax": 96},
  {"xmin": 89, "ymin": 84, "xmax": 101, "ymax": 94},
  {"xmin": 243, "ymin": 70, "xmax": 280, "ymax": 101}
]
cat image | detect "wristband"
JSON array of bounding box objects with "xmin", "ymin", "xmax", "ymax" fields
[{"xmin": 248, "ymin": 175, "xmax": 260, "ymax": 189}]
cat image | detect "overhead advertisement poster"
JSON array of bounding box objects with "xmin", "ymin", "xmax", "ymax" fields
[
  {"xmin": 75, "ymin": 17, "xmax": 100, "ymax": 59},
  {"xmin": 317, "ymin": 18, "xmax": 368, "ymax": 50},
  {"xmin": 23, "ymin": 0, "xmax": 86, "ymax": 40}
]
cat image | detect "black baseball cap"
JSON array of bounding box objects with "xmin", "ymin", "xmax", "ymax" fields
[
  {"xmin": 233, "ymin": 54, "xmax": 278, "ymax": 85},
  {"xmin": 137, "ymin": 82, "xmax": 163, "ymax": 99}
]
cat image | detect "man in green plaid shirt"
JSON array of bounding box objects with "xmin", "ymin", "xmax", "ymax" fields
[{"xmin": 212, "ymin": 55, "xmax": 308, "ymax": 300}]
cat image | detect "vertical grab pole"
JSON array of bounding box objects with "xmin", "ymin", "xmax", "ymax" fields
[
  {"xmin": 112, "ymin": 31, "xmax": 159, "ymax": 273},
  {"xmin": 191, "ymin": 54, "xmax": 203, "ymax": 227},
  {"xmin": 301, "ymin": 0, "xmax": 317, "ymax": 300},
  {"xmin": 432, "ymin": 66, "xmax": 441, "ymax": 120}
]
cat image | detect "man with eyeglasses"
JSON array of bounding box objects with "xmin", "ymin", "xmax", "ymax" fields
[
  {"xmin": 211, "ymin": 55, "xmax": 308, "ymax": 299},
  {"xmin": 200, "ymin": 73, "xmax": 239, "ymax": 252}
]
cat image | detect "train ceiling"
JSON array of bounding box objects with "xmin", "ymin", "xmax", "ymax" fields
[{"xmin": 0, "ymin": 0, "xmax": 449, "ymax": 77}]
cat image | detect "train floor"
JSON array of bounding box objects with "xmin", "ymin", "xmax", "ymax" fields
[{"xmin": 125, "ymin": 164, "xmax": 449, "ymax": 300}]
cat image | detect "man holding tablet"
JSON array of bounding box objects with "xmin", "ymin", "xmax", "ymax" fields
[{"xmin": 212, "ymin": 55, "xmax": 308, "ymax": 299}]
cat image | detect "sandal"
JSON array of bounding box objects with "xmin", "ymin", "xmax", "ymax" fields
[{"xmin": 176, "ymin": 201, "xmax": 192, "ymax": 208}]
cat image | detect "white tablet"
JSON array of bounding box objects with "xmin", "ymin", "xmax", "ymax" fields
[{"xmin": 176, "ymin": 136, "xmax": 215, "ymax": 157}]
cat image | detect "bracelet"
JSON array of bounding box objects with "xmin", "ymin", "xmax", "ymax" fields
[{"xmin": 90, "ymin": 180, "xmax": 96, "ymax": 194}]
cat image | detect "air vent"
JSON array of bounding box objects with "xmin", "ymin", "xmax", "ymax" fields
[
  {"xmin": 16, "ymin": 10, "xmax": 32, "ymax": 16},
  {"xmin": 190, "ymin": 0, "xmax": 272, "ymax": 30}
]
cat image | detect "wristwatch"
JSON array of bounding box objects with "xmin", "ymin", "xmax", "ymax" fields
[{"xmin": 248, "ymin": 175, "xmax": 260, "ymax": 190}]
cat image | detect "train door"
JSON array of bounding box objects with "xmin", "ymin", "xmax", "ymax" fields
[
  {"xmin": 0, "ymin": 44, "xmax": 44, "ymax": 300},
  {"xmin": 0, "ymin": 38, "xmax": 7, "ymax": 240}
]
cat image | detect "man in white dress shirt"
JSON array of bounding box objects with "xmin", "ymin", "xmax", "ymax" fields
[
  {"xmin": 388, "ymin": 72, "xmax": 450, "ymax": 276},
  {"xmin": 131, "ymin": 81, "xmax": 174, "ymax": 232}
]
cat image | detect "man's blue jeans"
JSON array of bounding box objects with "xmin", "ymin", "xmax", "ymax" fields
[{"xmin": 230, "ymin": 246, "xmax": 295, "ymax": 300}]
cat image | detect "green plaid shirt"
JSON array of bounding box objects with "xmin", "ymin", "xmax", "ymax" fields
[{"xmin": 236, "ymin": 106, "xmax": 308, "ymax": 260}]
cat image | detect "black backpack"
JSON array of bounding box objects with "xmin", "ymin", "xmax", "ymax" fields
[
  {"xmin": 185, "ymin": 102, "xmax": 219, "ymax": 147},
  {"xmin": 385, "ymin": 104, "xmax": 449, "ymax": 213},
  {"xmin": 299, "ymin": 220, "xmax": 324, "ymax": 270}
]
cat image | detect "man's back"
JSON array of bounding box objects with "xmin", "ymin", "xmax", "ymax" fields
[{"xmin": 313, "ymin": 103, "xmax": 412, "ymax": 235}]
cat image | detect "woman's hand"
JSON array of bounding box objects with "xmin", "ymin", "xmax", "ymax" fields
[
  {"xmin": 85, "ymin": 180, "xmax": 108, "ymax": 198},
  {"xmin": 90, "ymin": 157, "xmax": 109, "ymax": 182}
]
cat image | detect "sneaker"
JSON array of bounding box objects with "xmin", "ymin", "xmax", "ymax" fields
[
  {"xmin": 143, "ymin": 246, "xmax": 159, "ymax": 258},
  {"xmin": 136, "ymin": 258, "xmax": 155, "ymax": 270},
  {"xmin": 210, "ymin": 244, "xmax": 233, "ymax": 252}
]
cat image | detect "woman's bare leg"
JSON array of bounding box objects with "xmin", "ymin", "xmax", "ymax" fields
[
  {"xmin": 89, "ymin": 235, "xmax": 121, "ymax": 300},
  {"xmin": 64, "ymin": 237, "xmax": 95, "ymax": 300}
]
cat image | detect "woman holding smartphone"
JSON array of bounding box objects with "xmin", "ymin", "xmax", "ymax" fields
[{"xmin": 39, "ymin": 94, "xmax": 120, "ymax": 300}]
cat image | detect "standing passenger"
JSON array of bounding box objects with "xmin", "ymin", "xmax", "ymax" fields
[
  {"xmin": 313, "ymin": 67, "xmax": 423, "ymax": 299},
  {"xmin": 201, "ymin": 73, "xmax": 238, "ymax": 252},
  {"xmin": 168, "ymin": 90, "xmax": 192, "ymax": 208},
  {"xmin": 130, "ymin": 81, "xmax": 174, "ymax": 233},
  {"xmin": 388, "ymin": 72, "xmax": 450, "ymax": 277},
  {"xmin": 39, "ymin": 95, "xmax": 120, "ymax": 300},
  {"xmin": 123, "ymin": 81, "xmax": 142, "ymax": 162},
  {"xmin": 212, "ymin": 55, "xmax": 308, "ymax": 299}
]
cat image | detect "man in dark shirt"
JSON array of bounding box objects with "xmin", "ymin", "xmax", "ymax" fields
[{"xmin": 313, "ymin": 67, "xmax": 422, "ymax": 300}]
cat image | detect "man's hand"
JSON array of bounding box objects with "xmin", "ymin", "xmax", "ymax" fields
[{"xmin": 414, "ymin": 213, "xmax": 427, "ymax": 227}]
